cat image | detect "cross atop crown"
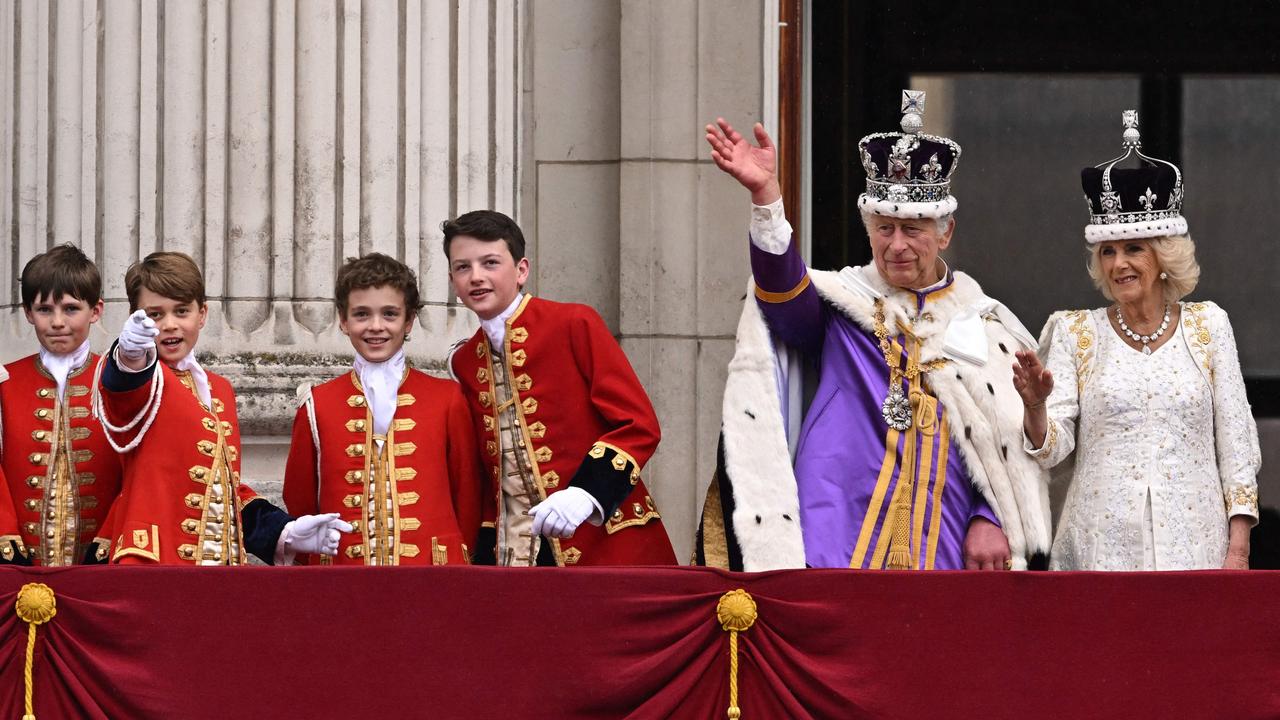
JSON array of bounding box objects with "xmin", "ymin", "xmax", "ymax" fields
[
  {"xmin": 900, "ymin": 90, "xmax": 926, "ymax": 135},
  {"xmin": 1121, "ymin": 109, "xmax": 1141, "ymax": 148}
]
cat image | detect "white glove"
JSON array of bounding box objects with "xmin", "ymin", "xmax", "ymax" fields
[
  {"xmin": 529, "ymin": 487, "xmax": 598, "ymax": 539},
  {"xmin": 284, "ymin": 512, "xmax": 354, "ymax": 556},
  {"xmin": 117, "ymin": 309, "xmax": 158, "ymax": 361}
]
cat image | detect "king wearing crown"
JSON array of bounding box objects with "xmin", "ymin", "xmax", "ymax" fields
[{"xmin": 696, "ymin": 91, "xmax": 1051, "ymax": 571}]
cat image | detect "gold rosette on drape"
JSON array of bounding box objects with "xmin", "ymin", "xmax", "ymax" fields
[
  {"xmin": 716, "ymin": 589, "xmax": 758, "ymax": 719},
  {"xmin": 15, "ymin": 583, "xmax": 57, "ymax": 720}
]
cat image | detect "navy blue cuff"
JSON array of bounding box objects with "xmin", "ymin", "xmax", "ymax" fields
[
  {"xmin": 568, "ymin": 446, "xmax": 636, "ymax": 518},
  {"xmin": 241, "ymin": 498, "xmax": 293, "ymax": 565},
  {"xmin": 100, "ymin": 340, "xmax": 157, "ymax": 392}
]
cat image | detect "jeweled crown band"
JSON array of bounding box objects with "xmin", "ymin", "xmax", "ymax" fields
[
  {"xmin": 864, "ymin": 179, "xmax": 951, "ymax": 203},
  {"xmin": 1088, "ymin": 209, "xmax": 1181, "ymax": 225}
]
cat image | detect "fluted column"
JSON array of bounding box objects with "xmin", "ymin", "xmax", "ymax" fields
[{"xmin": 0, "ymin": 0, "xmax": 523, "ymax": 392}]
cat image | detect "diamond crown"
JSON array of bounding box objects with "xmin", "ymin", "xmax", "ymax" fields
[{"xmin": 858, "ymin": 89, "xmax": 961, "ymax": 205}]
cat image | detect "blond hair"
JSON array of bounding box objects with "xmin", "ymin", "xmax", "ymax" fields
[{"xmin": 1085, "ymin": 234, "xmax": 1200, "ymax": 304}]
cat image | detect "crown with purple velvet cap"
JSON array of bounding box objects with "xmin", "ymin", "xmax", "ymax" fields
[
  {"xmin": 1081, "ymin": 109, "xmax": 1187, "ymax": 243},
  {"xmin": 857, "ymin": 89, "xmax": 961, "ymax": 220}
]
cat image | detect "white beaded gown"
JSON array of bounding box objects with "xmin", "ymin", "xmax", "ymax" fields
[{"xmin": 1025, "ymin": 302, "xmax": 1260, "ymax": 570}]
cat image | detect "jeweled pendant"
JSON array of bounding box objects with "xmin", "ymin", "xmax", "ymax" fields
[
  {"xmin": 1142, "ymin": 345, "xmax": 1152, "ymax": 355},
  {"xmin": 882, "ymin": 385, "xmax": 912, "ymax": 431}
]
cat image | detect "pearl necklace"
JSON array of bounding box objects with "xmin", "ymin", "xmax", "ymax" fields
[{"xmin": 1115, "ymin": 304, "xmax": 1171, "ymax": 355}]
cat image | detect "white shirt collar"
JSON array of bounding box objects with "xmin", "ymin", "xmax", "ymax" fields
[
  {"xmin": 481, "ymin": 293, "xmax": 525, "ymax": 349},
  {"xmin": 174, "ymin": 350, "xmax": 212, "ymax": 409},
  {"xmin": 353, "ymin": 348, "xmax": 405, "ymax": 441},
  {"xmin": 39, "ymin": 339, "xmax": 91, "ymax": 401},
  {"xmin": 912, "ymin": 258, "xmax": 953, "ymax": 294}
]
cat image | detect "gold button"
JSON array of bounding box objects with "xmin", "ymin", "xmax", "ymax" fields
[{"xmin": 33, "ymin": 430, "xmax": 47, "ymax": 441}]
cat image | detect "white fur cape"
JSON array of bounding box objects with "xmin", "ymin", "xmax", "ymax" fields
[{"xmin": 716, "ymin": 263, "xmax": 1052, "ymax": 571}]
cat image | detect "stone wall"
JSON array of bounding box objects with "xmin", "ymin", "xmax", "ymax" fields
[{"xmin": 0, "ymin": 0, "xmax": 774, "ymax": 562}]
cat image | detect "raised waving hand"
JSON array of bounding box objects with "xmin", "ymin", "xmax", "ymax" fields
[{"xmin": 705, "ymin": 118, "xmax": 780, "ymax": 205}]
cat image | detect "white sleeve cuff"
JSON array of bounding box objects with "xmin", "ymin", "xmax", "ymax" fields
[
  {"xmin": 275, "ymin": 521, "xmax": 296, "ymax": 565},
  {"xmin": 112, "ymin": 344, "xmax": 156, "ymax": 373},
  {"xmin": 749, "ymin": 197, "xmax": 793, "ymax": 255}
]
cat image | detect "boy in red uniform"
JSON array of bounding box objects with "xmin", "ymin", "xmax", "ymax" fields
[
  {"xmin": 94, "ymin": 252, "xmax": 349, "ymax": 565},
  {"xmin": 0, "ymin": 245, "xmax": 123, "ymax": 564},
  {"xmin": 283, "ymin": 253, "xmax": 484, "ymax": 565},
  {"xmin": 444, "ymin": 210, "xmax": 676, "ymax": 566}
]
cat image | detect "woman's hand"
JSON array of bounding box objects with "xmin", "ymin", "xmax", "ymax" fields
[
  {"xmin": 1223, "ymin": 549, "xmax": 1249, "ymax": 570},
  {"xmin": 1013, "ymin": 349, "xmax": 1053, "ymax": 449},
  {"xmin": 705, "ymin": 118, "xmax": 780, "ymax": 206},
  {"xmin": 1223, "ymin": 515, "xmax": 1252, "ymax": 569},
  {"xmin": 1011, "ymin": 349, "xmax": 1053, "ymax": 407}
]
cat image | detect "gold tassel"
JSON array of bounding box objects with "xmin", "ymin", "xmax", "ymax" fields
[
  {"xmin": 716, "ymin": 589, "xmax": 758, "ymax": 720},
  {"xmin": 884, "ymin": 487, "xmax": 914, "ymax": 570},
  {"xmin": 15, "ymin": 583, "xmax": 57, "ymax": 720}
]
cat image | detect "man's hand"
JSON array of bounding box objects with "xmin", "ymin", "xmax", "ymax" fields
[
  {"xmin": 117, "ymin": 309, "xmax": 158, "ymax": 369},
  {"xmin": 705, "ymin": 118, "xmax": 780, "ymax": 205},
  {"xmin": 285, "ymin": 513, "xmax": 353, "ymax": 556},
  {"xmin": 529, "ymin": 487, "xmax": 597, "ymax": 539},
  {"xmin": 963, "ymin": 517, "xmax": 1012, "ymax": 571}
]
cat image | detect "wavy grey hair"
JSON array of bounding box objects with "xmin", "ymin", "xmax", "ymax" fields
[
  {"xmin": 860, "ymin": 211, "xmax": 954, "ymax": 238},
  {"xmin": 1085, "ymin": 234, "xmax": 1200, "ymax": 303}
]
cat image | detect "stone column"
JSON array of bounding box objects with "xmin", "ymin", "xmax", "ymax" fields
[{"xmin": 524, "ymin": 0, "xmax": 765, "ymax": 561}]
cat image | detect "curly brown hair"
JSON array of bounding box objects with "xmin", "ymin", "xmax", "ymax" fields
[{"xmin": 334, "ymin": 253, "xmax": 425, "ymax": 318}]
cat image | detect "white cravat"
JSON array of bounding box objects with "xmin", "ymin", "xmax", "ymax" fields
[
  {"xmin": 39, "ymin": 339, "xmax": 91, "ymax": 401},
  {"xmin": 174, "ymin": 350, "xmax": 212, "ymax": 409},
  {"xmin": 354, "ymin": 348, "xmax": 405, "ymax": 442},
  {"xmin": 481, "ymin": 293, "xmax": 525, "ymax": 350}
]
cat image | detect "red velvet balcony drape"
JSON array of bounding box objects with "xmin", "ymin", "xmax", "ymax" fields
[{"xmin": 0, "ymin": 566, "xmax": 1278, "ymax": 719}]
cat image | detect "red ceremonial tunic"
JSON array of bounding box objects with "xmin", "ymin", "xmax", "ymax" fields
[
  {"xmin": 97, "ymin": 361, "xmax": 264, "ymax": 565},
  {"xmin": 283, "ymin": 368, "xmax": 484, "ymax": 565},
  {"xmin": 450, "ymin": 295, "xmax": 676, "ymax": 566},
  {"xmin": 0, "ymin": 354, "xmax": 123, "ymax": 564}
]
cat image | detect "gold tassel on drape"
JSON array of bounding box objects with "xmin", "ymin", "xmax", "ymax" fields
[
  {"xmin": 15, "ymin": 583, "xmax": 56, "ymax": 720},
  {"xmin": 716, "ymin": 589, "xmax": 758, "ymax": 719}
]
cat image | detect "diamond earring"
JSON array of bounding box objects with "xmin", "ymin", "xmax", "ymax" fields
[{"xmin": 1159, "ymin": 271, "xmax": 1168, "ymax": 280}]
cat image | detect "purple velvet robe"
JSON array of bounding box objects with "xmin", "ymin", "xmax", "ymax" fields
[{"xmin": 752, "ymin": 240, "xmax": 997, "ymax": 569}]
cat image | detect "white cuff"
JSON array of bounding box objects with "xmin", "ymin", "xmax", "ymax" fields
[
  {"xmin": 749, "ymin": 197, "xmax": 793, "ymax": 255},
  {"xmin": 586, "ymin": 494, "xmax": 605, "ymax": 527},
  {"xmin": 1021, "ymin": 419, "xmax": 1057, "ymax": 463},
  {"xmin": 274, "ymin": 521, "xmax": 296, "ymax": 565},
  {"xmin": 112, "ymin": 344, "xmax": 156, "ymax": 373}
]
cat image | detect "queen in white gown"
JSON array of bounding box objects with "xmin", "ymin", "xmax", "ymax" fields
[{"xmin": 1012, "ymin": 111, "xmax": 1260, "ymax": 570}]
